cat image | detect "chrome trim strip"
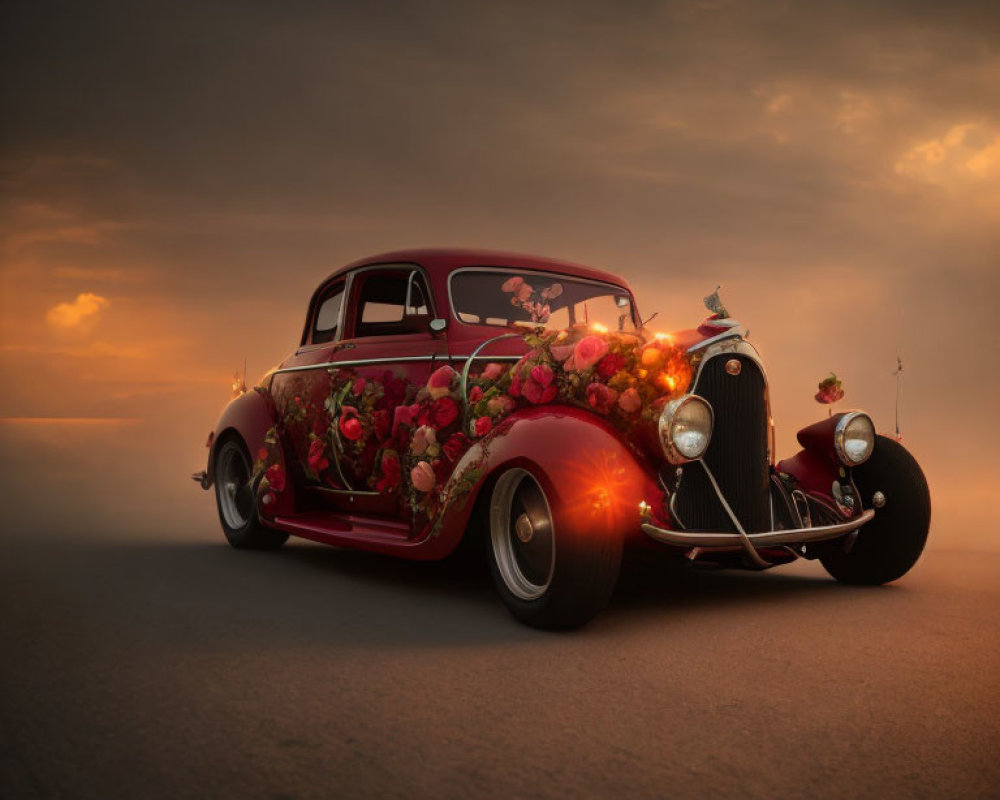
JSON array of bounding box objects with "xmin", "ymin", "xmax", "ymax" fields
[
  {"xmin": 641, "ymin": 509, "xmax": 875, "ymax": 548},
  {"xmin": 459, "ymin": 333, "xmax": 525, "ymax": 423},
  {"xmin": 272, "ymin": 352, "xmax": 524, "ymax": 376}
]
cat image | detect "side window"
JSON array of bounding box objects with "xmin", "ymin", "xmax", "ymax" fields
[
  {"xmin": 353, "ymin": 268, "xmax": 432, "ymax": 337},
  {"xmin": 312, "ymin": 283, "xmax": 345, "ymax": 344}
]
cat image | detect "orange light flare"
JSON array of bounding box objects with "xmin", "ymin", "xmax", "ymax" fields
[
  {"xmin": 590, "ymin": 322, "xmax": 608, "ymax": 333},
  {"xmin": 558, "ymin": 450, "xmax": 639, "ymax": 533}
]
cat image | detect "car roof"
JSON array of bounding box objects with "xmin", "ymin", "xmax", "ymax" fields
[{"xmin": 321, "ymin": 248, "xmax": 631, "ymax": 289}]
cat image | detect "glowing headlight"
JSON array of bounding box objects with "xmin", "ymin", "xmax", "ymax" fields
[
  {"xmin": 834, "ymin": 411, "xmax": 875, "ymax": 466},
  {"xmin": 658, "ymin": 395, "xmax": 714, "ymax": 464}
]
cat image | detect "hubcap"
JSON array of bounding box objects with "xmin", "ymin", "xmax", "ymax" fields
[
  {"xmin": 490, "ymin": 469, "xmax": 555, "ymax": 601},
  {"xmin": 217, "ymin": 444, "xmax": 253, "ymax": 529}
]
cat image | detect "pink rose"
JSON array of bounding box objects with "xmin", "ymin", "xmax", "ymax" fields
[
  {"xmin": 586, "ymin": 382, "xmax": 619, "ymax": 414},
  {"xmin": 515, "ymin": 283, "xmax": 533, "ymax": 303},
  {"xmin": 571, "ymin": 336, "xmax": 609, "ymax": 372},
  {"xmin": 529, "ymin": 364, "xmax": 554, "ymax": 387},
  {"xmin": 474, "ymin": 416, "xmax": 492, "ymax": 437},
  {"xmin": 617, "ymin": 387, "xmax": 642, "ymax": 414},
  {"xmin": 410, "ymin": 425, "xmax": 437, "ymax": 456},
  {"xmin": 501, "ymin": 276, "xmax": 524, "ymax": 293},
  {"xmin": 549, "ymin": 343, "xmax": 574, "ymax": 362},
  {"xmin": 411, "ymin": 461, "xmax": 436, "ymax": 493},
  {"xmin": 392, "ymin": 404, "xmax": 414, "ymax": 432},
  {"xmin": 487, "ymin": 395, "xmax": 514, "ymax": 416},
  {"xmin": 469, "ymin": 385, "xmax": 484, "ymax": 403},
  {"xmin": 481, "ymin": 362, "xmax": 505, "ymax": 381},
  {"xmin": 427, "ymin": 365, "xmax": 456, "ymax": 399},
  {"xmin": 265, "ymin": 463, "xmax": 285, "ymax": 492},
  {"xmin": 352, "ymin": 377, "xmax": 366, "ymax": 395},
  {"xmin": 815, "ymin": 373, "xmax": 844, "ymax": 405}
]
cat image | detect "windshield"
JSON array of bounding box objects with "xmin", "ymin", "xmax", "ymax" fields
[{"xmin": 450, "ymin": 269, "xmax": 636, "ymax": 333}]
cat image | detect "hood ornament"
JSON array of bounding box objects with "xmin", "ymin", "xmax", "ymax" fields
[{"xmin": 703, "ymin": 285, "xmax": 729, "ymax": 319}]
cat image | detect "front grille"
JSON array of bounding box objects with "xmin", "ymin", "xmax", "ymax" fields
[{"xmin": 673, "ymin": 353, "xmax": 771, "ymax": 533}]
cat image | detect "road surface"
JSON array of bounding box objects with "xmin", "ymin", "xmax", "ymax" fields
[{"xmin": 2, "ymin": 532, "xmax": 997, "ymax": 799}]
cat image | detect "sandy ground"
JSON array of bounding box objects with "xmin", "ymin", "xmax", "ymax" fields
[{"xmin": 1, "ymin": 528, "xmax": 997, "ymax": 800}]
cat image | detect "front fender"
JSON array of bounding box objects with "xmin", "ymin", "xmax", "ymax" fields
[
  {"xmin": 205, "ymin": 389, "xmax": 278, "ymax": 486},
  {"xmin": 777, "ymin": 412, "xmax": 853, "ymax": 505},
  {"xmin": 427, "ymin": 405, "xmax": 661, "ymax": 556}
]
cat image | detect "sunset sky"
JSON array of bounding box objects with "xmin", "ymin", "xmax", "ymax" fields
[{"xmin": 1, "ymin": 0, "xmax": 997, "ymax": 547}]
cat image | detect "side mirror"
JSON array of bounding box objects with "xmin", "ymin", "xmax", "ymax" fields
[{"xmin": 429, "ymin": 318, "xmax": 448, "ymax": 333}]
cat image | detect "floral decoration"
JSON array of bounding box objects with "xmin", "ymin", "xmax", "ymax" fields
[
  {"xmin": 501, "ymin": 276, "xmax": 563, "ymax": 324},
  {"xmin": 815, "ymin": 372, "xmax": 845, "ymax": 404},
  {"xmin": 253, "ymin": 326, "xmax": 694, "ymax": 537}
]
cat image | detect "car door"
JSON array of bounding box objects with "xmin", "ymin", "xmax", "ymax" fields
[
  {"xmin": 268, "ymin": 276, "xmax": 352, "ymax": 493},
  {"xmin": 315, "ymin": 264, "xmax": 448, "ymax": 520}
]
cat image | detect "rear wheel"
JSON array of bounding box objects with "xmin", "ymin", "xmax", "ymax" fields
[
  {"xmin": 487, "ymin": 467, "xmax": 621, "ymax": 629},
  {"xmin": 820, "ymin": 435, "xmax": 930, "ymax": 585},
  {"xmin": 214, "ymin": 437, "xmax": 288, "ymax": 550}
]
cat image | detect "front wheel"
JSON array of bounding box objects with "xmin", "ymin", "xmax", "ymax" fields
[
  {"xmin": 487, "ymin": 467, "xmax": 622, "ymax": 629},
  {"xmin": 820, "ymin": 435, "xmax": 930, "ymax": 585},
  {"xmin": 214, "ymin": 437, "xmax": 288, "ymax": 550}
]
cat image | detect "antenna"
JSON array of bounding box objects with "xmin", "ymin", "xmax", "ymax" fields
[{"xmin": 892, "ymin": 355, "xmax": 903, "ymax": 440}]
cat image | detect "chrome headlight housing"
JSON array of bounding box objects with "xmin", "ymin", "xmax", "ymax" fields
[
  {"xmin": 834, "ymin": 411, "xmax": 875, "ymax": 466},
  {"xmin": 658, "ymin": 394, "xmax": 714, "ymax": 464}
]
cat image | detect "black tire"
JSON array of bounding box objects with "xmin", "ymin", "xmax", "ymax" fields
[
  {"xmin": 820, "ymin": 435, "xmax": 930, "ymax": 585},
  {"xmin": 486, "ymin": 467, "xmax": 622, "ymax": 630},
  {"xmin": 214, "ymin": 437, "xmax": 288, "ymax": 550}
]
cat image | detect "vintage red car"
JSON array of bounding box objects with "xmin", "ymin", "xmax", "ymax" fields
[{"xmin": 194, "ymin": 248, "xmax": 930, "ymax": 629}]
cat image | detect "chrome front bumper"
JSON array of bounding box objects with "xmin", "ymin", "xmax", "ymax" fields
[{"xmin": 641, "ymin": 508, "xmax": 875, "ymax": 549}]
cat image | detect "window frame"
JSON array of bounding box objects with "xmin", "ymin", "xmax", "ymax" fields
[
  {"xmin": 342, "ymin": 262, "xmax": 437, "ymax": 341},
  {"xmin": 304, "ymin": 278, "xmax": 348, "ymax": 347}
]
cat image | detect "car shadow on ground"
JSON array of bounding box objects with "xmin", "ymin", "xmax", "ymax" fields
[{"xmin": 13, "ymin": 533, "xmax": 863, "ymax": 649}]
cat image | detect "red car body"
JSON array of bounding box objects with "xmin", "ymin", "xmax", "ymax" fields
[{"xmin": 196, "ymin": 248, "xmax": 929, "ymax": 627}]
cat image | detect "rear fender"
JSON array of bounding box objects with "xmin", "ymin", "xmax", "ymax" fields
[
  {"xmin": 425, "ymin": 406, "xmax": 661, "ymax": 556},
  {"xmin": 205, "ymin": 389, "xmax": 278, "ymax": 486}
]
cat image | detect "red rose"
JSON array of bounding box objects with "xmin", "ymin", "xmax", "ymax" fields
[
  {"xmin": 307, "ymin": 438, "xmax": 329, "ymax": 474},
  {"xmin": 509, "ymin": 374, "xmax": 522, "ymax": 397},
  {"xmin": 529, "ymin": 364, "xmax": 554, "ymax": 387},
  {"xmin": 474, "ymin": 416, "xmax": 492, "ymax": 437},
  {"xmin": 522, "ymin": 378, "xmax": 557, "ymax": 405},
  {"xmin": 265, "ymin": 463, "xmax": 285, "ymax": 492},
  {"xmin": 469, "ymin": 385, "xmax": 484, "ymax": 403},
  {"xmin": 586, "ymin": 382, "xmax": 619, "ymax": 414},
  {"xmin": 432, "ymin": 396, "xmax": 460, "ymax": 429},
  {"xmin": 392, "ymin": 404, "xmax": 414, "ymax": 432},
  {"xmin": 257, "ymin": 447, "xmax": 268, "ymax": 461},
  {"xmin": 339, "ymin": 413, "xmax": 363, "ymax": 442},
  {"xmin": 596, "ymin": 353, "xmax": 626, "ymax": 380},
  {"xmin": 443, "ymin": 432, "xmax": 469, "ymax": 462},
  {"xmin": 376, "ymin": 451, "xmax": 401, "ymax": 492}
]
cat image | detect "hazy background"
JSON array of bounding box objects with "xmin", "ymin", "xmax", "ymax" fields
[{"xmin": 1, "ymin": 0, "xmax": 997, "ymax": 548}]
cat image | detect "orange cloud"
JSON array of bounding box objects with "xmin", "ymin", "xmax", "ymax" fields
[{"xmin": 46, "ymin": 292, "xmax": 110, "ymax": 329}]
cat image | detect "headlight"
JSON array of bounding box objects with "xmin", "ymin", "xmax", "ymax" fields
[
  {"xmin": 658, "ymin": 395, "xmax": 714, "ymax": 464},
  {"xmin": 834, "ymin": 411, "xmax": 875, "ymax": 466}
]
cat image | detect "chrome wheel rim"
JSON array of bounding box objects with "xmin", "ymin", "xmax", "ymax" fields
[
  {"xmin": 217, "ymin": 444, "xmax": 253, "ymax": 530},
  {"xmin": 490, "ymin": 469, "xmax": 555, "ymax": 601}
]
